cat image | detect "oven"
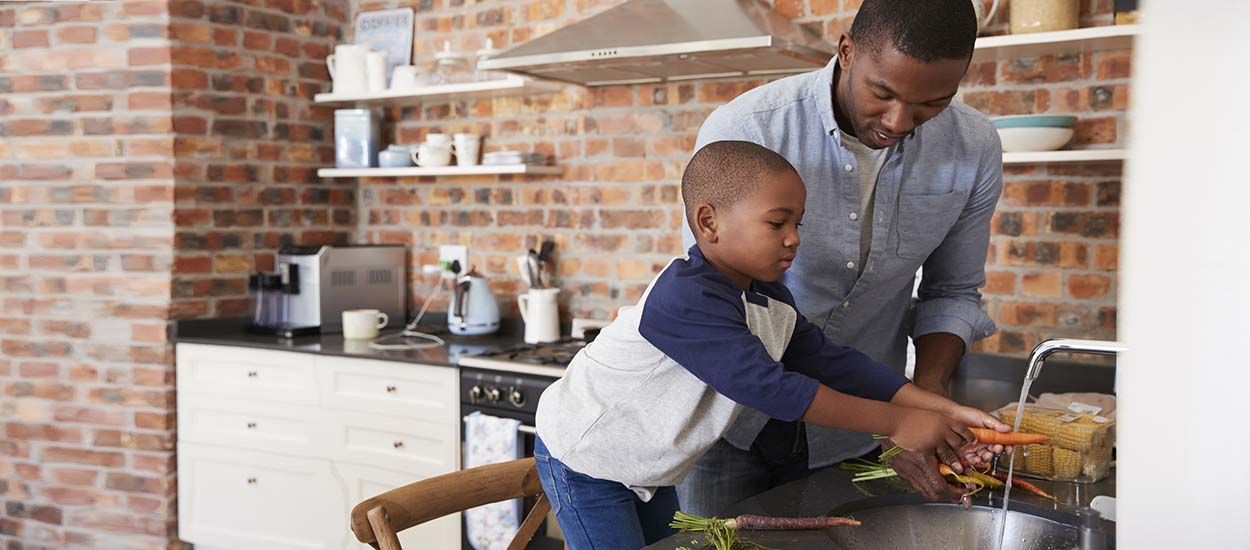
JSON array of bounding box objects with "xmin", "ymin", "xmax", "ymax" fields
[{"xmin": 458, "ymin": 365, "xmax": 564, "ymax": 550}]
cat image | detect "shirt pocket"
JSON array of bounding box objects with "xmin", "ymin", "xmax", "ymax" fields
[{"xmin": 894, "ymin": 190, "xmax": 967, "ymax": 259}]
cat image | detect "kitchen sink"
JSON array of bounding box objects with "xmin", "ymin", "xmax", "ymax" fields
[{"xmin": 826, "ymin": 496, "xmax": 1114, "ymax": 550}]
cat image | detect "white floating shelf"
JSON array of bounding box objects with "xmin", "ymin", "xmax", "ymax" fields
[
  {"xmin": 314, "ymin": 77, "xmax": 564, "ymax": 105},
  {"xmin": 1002, "ymin": 149, "xmax": 1127, "ymax": 164},
  {"xmin": 973, "ymin": 25, "xmax": 1140, "ymax": 62},
  {"xmin": 317, "ymin": 164, "xmax": 563, "ymax": 178}
]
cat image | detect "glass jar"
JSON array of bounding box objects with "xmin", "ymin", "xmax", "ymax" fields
[
  {"xmin": 432, "ymin": 41, "xmax": 471, "ymax": 85},
  {"xmin": 1010, "ymin": 0, "xmax": 1078, "ymax": 34},
  {"xmin": 473, "ymin": 38, "xmax": 507, "ymax": 82}
]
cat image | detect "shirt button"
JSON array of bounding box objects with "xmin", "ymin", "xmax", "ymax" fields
[
  {"xmin": 846, "ymin": 261, "xmax": 855, "ymax": 270},
  {"xmin": 842, "ymin": 301, "xmax": 850, "ymax": 308},
  {"xmin": 849, "ymin": 212, "xmax": 859, "ymax": 221},
  {"xmin": 844, "ymin": 163, "xmax": 853, "ymax": 172}
]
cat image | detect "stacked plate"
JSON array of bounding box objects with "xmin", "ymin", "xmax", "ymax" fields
[
  {"xmin": 992, "ymin": 115, "xmax": 1077, "ymax": 152},
  {"xmin": 482, "ymin": 150, "xmax": 549, "ymax": 166}
]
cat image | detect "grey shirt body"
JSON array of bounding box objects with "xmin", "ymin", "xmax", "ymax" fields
[{"xmin": 684, "ymin": 59, "xmax": 1003, "ymax": 467}]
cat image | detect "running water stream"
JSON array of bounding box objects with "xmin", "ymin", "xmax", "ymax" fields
[{"xmin": 993, "ymin": 377, "xmax": 1034, "ymax": 550}]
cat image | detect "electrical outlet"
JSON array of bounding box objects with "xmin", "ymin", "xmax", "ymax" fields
[{"xmin": 438, "ymin": 245, "xmax": 468, "ymax": 276}]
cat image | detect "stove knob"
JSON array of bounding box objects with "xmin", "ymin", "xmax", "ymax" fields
[
  {"xmin": 486, "ymin": 387, "xmax": 501, "ymax": 402},
  {"xmin": 509, "ymin": 389, "xmax": 525, "ymax": 407},
  {"xmin": 469, "ymin": 386, "xmax": 483, "ymax": 401}
]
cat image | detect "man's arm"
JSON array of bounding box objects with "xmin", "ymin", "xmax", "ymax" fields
[{"xmin": 911, "ymin": 129, "xmax": 1004, "ymax": 392}]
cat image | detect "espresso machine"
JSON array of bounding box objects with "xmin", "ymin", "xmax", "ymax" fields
[{"xmin": 248, "ymin": 245, "xmax": 406, "ymax": 337}]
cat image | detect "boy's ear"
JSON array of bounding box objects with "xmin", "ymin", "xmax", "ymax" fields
[{"xmin": 694, "ymin": 203, "xmax": 719, "ymax": 244}]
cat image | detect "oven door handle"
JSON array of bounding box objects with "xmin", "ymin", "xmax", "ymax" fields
[{"xmin": 463, "ymin": 415, "xmax": 538, "ymax": 435}]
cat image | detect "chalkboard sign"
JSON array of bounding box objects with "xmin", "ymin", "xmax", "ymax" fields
[{"xmin": 354, "ymin": 8, "xmax": 414, "ymax": 82}]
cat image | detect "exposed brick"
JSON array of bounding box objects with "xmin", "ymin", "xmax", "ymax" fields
[
  {"xmin": 1069, "ymin": 274, "xmax": 1112, "ymax": 299},
  {"xmin": 1020, "ymin": 272, "xmax": 1063, "ymax": 297}
]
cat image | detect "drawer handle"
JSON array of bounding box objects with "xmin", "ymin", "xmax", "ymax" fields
[
  {"xmin": 247, "ymin": 371, "xmax": 258, "ymax": 378},
  {"xmin": 385, "ymin": 385, "xmax": 397, "ymax": 393},
  {"xmin": 392, "ymin": 441, "xmax": 404, "ymax": 449},
  {"xmin": 246, "ymin": 477, "xmax": 257, "ymax": 485},
  {"xmin": 246, "ymin": 422, "xmax": 257, "ymax": 429}
]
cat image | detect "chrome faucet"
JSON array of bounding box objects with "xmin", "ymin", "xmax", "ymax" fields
[{"xmin": 1025, "ymin": 338, "xmax": 1128, "ymax": 382}]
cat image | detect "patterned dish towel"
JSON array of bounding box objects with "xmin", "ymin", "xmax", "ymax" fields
[{"xmin": 463, "ymin": 411, "xmax": 522, "ymax": 550}]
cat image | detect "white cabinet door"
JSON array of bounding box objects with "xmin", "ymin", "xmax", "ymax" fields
[
  {"xmin": 179, "ymin": 443, "xmax": 344, "ymax": 550},
  {"xmin": 317, "ymin": 356, "xmax": 458, "ymax": 422},
  {"xmin": 324, "ymin": 409, "xmax": 458, "ymax": 478},
  {"xmin": 335, "ymin": 462, "xmax": 460, "ymax": 550},
  {"xmin": 178, "ymin": 344, "xmax": 319, "ymax": 405},
  {"xmin": 179, "ymin": 394, "xmax": 325, "ymax": 456}
]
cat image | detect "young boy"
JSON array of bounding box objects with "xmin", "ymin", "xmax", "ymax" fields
[{"xmin": 533, "ymin": 141, "xmax": 1007, "ymax": 549}]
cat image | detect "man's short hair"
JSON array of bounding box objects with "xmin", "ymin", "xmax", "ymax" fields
[
  {"xmin": 850, "ymin": 0, "xmax": 978, "ymax": 63},
  {"xmin": 682, "ymin": 141, "xmax": 798, "ymax": 227}
]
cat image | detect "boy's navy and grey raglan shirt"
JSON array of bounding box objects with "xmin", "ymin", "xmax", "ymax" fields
[{"xmin": 535, "ymin": 246, "xmax": 909, "ymax": 499}]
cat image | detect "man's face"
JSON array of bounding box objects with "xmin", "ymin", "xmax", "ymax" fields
[
  {"xmin": 711, "ymin": 170, "xmax": 807, "ymax": 285},
  {"xmin": 837, "ymin": 36, "xmax": 969, "ymax": 149}
]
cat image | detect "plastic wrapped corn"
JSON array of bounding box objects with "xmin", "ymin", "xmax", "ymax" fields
[{"xmin": 996, "ymin": 402, "xmax": 1115, "ymax": 483}]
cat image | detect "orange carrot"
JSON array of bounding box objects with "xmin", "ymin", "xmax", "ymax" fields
[
  {"xmin": 969, "ymin": 428, "xmax": 1050, "ymax": 446},
  {"xmin": 989, "ymin": 472, "xmax": 1058, "ymax": 501}
]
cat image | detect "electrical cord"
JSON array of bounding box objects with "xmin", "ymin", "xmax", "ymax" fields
[{"xmin": 368, "ymin": 275, "xmax": 448, "ymax": 351}]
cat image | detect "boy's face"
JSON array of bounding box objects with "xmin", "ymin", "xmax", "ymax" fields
[{"xmin": 704, "ymin": 170, "xmax": 806, "ymax": 287}]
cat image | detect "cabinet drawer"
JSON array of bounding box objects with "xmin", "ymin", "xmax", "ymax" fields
[
  {"xmin": 335, "ymin": 463, "xmax": 460, "ymax": 550},
  {"xmin": 177, "ymin": 344, "xmax": 318, "ymax": 405},
  {"xmin": 178, "ymin": 443, "xmax": 341, "ymax": 550},
  {"xmin": 179, "ymin": 395, "xmax": 323, "ymax": 456},
  {"xmin": 325, "ymin": 410, "xmax": 458, "ymax": 477},
  {"xmin": 317, "ymin": 356, "xmax": 457, "ymax": 421}
]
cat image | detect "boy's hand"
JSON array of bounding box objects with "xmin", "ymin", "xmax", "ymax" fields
[
  {"xmin": 948, "ymin": 405, "xmax": 1012, "ymax": 465},
  {"xmin": 889, "ymin": 408, "xmax": 974, "ymax": 467}
]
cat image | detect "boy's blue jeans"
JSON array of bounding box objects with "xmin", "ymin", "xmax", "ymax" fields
[{"xmin": 533, "ymin": 437, "xmax": 678, "ymax": 550}]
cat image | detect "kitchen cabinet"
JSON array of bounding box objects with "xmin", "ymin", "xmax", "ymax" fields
[{"xmin": 177, "ymin": 344, "xmax": 461, "ymax": 550}]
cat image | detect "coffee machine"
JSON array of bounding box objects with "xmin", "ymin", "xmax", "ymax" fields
[{"xmin": 249, "ymin": 245, "xmax": 406, "ymax": 337}]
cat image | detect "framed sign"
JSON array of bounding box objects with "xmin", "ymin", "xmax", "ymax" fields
[{"xmin": 354, "ymin": 8, "xmax": 414, "ymax": 81}]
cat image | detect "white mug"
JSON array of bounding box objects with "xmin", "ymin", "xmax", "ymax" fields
[
  {"xmin": 390, "ymin": 65, "xmax": 420, "ymax": 90},
  {"xmin": 365, "ymin": 50, "xmax": 387, "ymax": 93},
  {"xmin": 453, "ymin": 133, "xmax": 481, "ymax": 166},
  {"xmin": 517, "ymin": 288, "xmax": 560, "ymax": 344},
  {"xmin": 412, "ymin": 143, "xmax": 452, "ymax": 167},
  {"xmin": 342, "ymin": 309, "xmax": 388, "ymax": 340},
  {"xmin": 326, "ymin": 44, "xmax": 370, "ymax": 95},
  {"xmin": 425, "ymin": 133, "xmax": 452, "ymax": 147}
]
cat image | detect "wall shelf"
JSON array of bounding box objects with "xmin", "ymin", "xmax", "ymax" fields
[
  {"xmin": 1002, "ymin": 149, "xmax": 1127, "ymax": 164},
  {"xmin": 317, "ymin": 164, "xmax": 562, "ymax": 178},
  {"xmin": 973, "ymin": 25, "xmax": 1140, "ymax": 62},
  {"xmin": 314, "ymin": 77, "xmax": 564, "ymax": 105}
]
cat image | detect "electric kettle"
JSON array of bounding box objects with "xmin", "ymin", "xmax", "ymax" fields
[{"xmin": 448, "ymin": 267, "xmax": 501, "ymax": 336}]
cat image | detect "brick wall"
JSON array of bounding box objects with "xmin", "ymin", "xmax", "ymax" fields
[
  {"xmin": 0, "ymin": 1, "xmax": 179, "ymax": 548},
  {"xmin": 354, "ymin": 0, "xmax": 1125, "ymax": 352},
  {"xmin": 1, "ymin": 0, "xmax": 350, "ymax": 547},
  {"xmin": 168, "ymin": 0, "xmax": 353, "ymax": 319}
]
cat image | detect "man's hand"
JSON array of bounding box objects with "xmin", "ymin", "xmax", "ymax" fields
[{"xmin": 886, "ymin": 443, "xmax": 962, "ymax": 502}]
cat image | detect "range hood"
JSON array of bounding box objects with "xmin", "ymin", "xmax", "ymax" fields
[{"xmin": 477, "ymin": 0, "xmax": 833, "ymax": 87}]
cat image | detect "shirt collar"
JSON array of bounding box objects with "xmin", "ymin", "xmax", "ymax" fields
[{"xmin": 688, "ymin": 245, "xmax": 770, "ymax": 307}]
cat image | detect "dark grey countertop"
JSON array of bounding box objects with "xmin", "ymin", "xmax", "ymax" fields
[{"xmin": 172, "ymin": 316, "xmax": 531, "ymax": 367}]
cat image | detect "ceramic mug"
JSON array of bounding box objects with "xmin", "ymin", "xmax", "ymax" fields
[
  {"xmin": 365, "ymin": 50, "xmax": 387, "ymax": 93},
  {"xmin": 390, "ymin": 65, "xmax": 421, "ymax": 90},
  {"xmin": 342, "ymin": 309, "xmax": 388, "ymax": 340},
  {"xmin": 453, "ymin": 133, "xmax": 481, "ymax": 166},
  {"xmin": 412, "ymin": 143, "xmax": 452, "ymax": 167}
]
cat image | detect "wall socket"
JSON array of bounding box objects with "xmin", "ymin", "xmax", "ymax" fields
[{"xmin": 438, "ymin": 245, "xmax": 468, "ymax": 276}]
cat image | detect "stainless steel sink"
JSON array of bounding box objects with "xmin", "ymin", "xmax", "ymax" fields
[{"xmin": 826, "ymin": 496, "xmax": 1114, "ymax": 550}]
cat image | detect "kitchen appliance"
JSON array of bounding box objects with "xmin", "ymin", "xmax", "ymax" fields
[
  {"xmin": 250, "ymin": 245, "xmax": 405, "ymax": 337},
  {"xmin": 476, "ymin": 0, "xmax": 832, "ymax": 87},
  {"xmin": 458, "ymin": 340, "xmax": 588, "ymax": 550},
  {"xmin": 448, "ymin": 268, "xmax": 501, "ymax": 336}
]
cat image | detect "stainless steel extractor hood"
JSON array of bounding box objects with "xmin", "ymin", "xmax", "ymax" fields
[{"xmin": 477, "ymin": 0, "xmax": 834, "ymax": 87}]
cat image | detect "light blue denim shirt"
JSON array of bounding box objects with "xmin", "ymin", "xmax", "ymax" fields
[{"xmin": 683, "ymin": 58, "xmax": 1003, "ymax": 467}]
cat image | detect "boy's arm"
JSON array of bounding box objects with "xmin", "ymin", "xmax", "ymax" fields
[
  {"xmin": 780, "ymin": 310, "xmax": 910, "ymax": 402},
  {"xmin": 801, "ymin": 386, "xmax": 974, "ymax": 461}
]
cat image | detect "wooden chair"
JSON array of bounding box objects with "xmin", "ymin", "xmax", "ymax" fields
[{"xmin": 349, "ymin": 457, "xmax": 552, "ymax": 550}]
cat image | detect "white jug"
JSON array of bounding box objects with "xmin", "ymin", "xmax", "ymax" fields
[
  {"xmin": 517, "ymin": 288, "xmax": 560, "ymax": 344},
  {"xmin": 326, "ymin": 44, "xmax": 371, "ymax": 95}
]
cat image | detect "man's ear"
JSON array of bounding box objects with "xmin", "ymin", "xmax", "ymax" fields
[
  {"xmin": 694, "ymin": 203, "xmax": 719, "ymax": 244},
  {"xmin": 837, "ymin": 34, "xmax": 853, "ymax": 70}
]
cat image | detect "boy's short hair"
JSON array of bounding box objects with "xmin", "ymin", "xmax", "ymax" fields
[{"xmin": 682, "ymin": 140, "xmax": 798, "ymax": 228}]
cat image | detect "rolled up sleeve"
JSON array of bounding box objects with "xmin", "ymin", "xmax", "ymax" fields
[{"xmin": 911, "ymin": 130, "xmax": 1003, "ymax": 349}]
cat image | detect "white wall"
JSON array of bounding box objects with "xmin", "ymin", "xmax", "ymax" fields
[{"xmin": 1118, "ymin": 2, "xmax": 1250, "ymax": 546}]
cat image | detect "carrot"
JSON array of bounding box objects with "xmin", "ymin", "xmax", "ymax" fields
[
  {"xmin": 727, "ymin": 514, "xmax": 862, "ymax": 530},
  {"xmin": 969, "ymin": 427, "xmax": 1050, "ymax": 446},
  {"xmin": 964, "ymin": 469, "xmax": 1005, "ymax": 489},
  {"xmin": 989, "ymin": 472, "xmax": 1058, "ymax": 501}
]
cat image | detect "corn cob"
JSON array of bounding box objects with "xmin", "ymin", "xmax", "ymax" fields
[
  {"xmin": 1052, "ymin": 446, "xmax": 1083, "ymax": 478},
  {"xmin": 1023, "ymin": 444, "xmax": 1053, "ymax": 476}
]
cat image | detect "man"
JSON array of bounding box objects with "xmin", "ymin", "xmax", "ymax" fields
[{"xmin": 679, "ymin": 0, "xmax": 1002, "ymax": 514}]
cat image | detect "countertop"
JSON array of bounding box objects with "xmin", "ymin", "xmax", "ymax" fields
[{"xmin": 173, "ymin": 316, "xmax": 530, "ymax": 368}]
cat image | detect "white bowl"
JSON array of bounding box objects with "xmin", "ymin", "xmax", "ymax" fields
[{"xmin": 996, "ymin": 127, "xmax": 1075, "ymax": 152}]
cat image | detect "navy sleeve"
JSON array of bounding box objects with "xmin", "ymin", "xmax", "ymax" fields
[
  {"xmin": 638, "ymin": 272, "xmax": 819, "ymax": 423},
  {"xmin": 781, "ymin": 314, "xmax": 910, "ymax": 402}
]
